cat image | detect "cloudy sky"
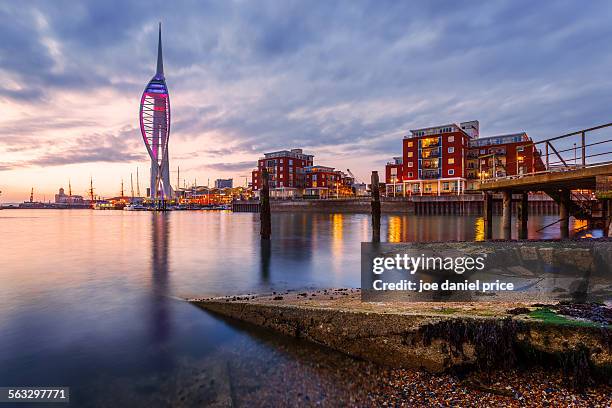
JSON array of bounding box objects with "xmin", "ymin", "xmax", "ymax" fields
[{"xmin": 1, "ymin": 1, "xmax": 612, "ymax": 201}]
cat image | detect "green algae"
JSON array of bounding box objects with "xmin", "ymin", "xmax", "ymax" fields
[{"xmin": 528, "ymin": 308, "xmax": 603, "ymax": 328}]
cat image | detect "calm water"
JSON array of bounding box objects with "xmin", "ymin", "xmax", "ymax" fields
[{"xmin": 0, "ymin": 210, "xmax": 593, "ymax": 406}]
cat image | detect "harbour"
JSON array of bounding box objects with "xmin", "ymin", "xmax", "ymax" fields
[
  {"xmin": 0, "ymin": 209, "xmax": 609, "ymax": 406},
  {"xmin": 2, "ymin": 2, "xmax": 612, "ymax": 406}
]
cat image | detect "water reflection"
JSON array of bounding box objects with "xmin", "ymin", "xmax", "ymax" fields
[
  {"xmin": 150, "ymin": 213, "xmax": 172, "ymax": 370},
  {"xmin": 387, "ymin": 216, "xmax": 402, "ymax": 243},
  {"xmin": 331, "ymin": 214, "xmax": 344, "ymax": 270},
  {"xmin": 260, "ymin": 239, "xmax": 271, "ymax": 283},
  {"xmin": 474, "ymin": 217, "xmax": 485, "ymax": 241}
]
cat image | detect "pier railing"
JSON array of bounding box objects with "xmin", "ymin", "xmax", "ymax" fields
[{"xmin": 480, "ymin": 122, "xmax": 612, "ymax": 183}]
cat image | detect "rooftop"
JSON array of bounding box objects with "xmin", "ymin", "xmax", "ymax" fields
[{"xmin": 468, "ymin": 132, "xmax": 529, "ymax": 147}]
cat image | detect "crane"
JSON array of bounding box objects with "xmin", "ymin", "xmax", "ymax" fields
[
  {"xmin": 346, "ymin": 169, "xmax": 368, "ymax": 196},
  {"xmin": 346, "ymin": 169, "xmax": 362, "ymax": 185}
]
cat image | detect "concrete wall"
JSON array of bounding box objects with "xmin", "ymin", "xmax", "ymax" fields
[{"xmin": 232, "ymin": 195, "xmax": 558, "ymax": 215}]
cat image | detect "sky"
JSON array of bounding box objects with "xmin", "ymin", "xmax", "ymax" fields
[{"xmin": 1, "ymin": 1, "xmax": 612, "ymax": 202}]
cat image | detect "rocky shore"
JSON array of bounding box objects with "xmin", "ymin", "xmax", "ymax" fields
[{"xmin": 190, "ymin": 289, "xmax": 611, "ymax": 389}]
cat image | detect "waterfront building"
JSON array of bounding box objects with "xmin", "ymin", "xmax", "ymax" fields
[
  {"xmin": 214, "ymin": 178, "xmax": 233, "ymax": 189},
  {"xmin": 304, "ymin": 166, "xmax": 338, "ymax": 198},
  {"xmin": 384, "ymin": 120, "xmax": 545, "ymax": 196},
  {"xmin": 54, "ymin": 187, "xmax": 85, "ymax": 205},
  {"xmin": 252, "ymin": 149, "xmax": 355, "ymax": 198},
  {"xmin": 139, "ymin": 23, "xmax": 172, "ymax": 201},
  {"xmin": 176, "ymin": 185, "xmax": 252, "ymax": 206},
  {"xmin": 252, "ymin": 149, "xmax": 314, "ymax": 198}
]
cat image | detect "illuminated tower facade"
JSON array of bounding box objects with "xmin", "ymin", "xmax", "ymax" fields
[{"xmin": 139, "ymin": 23, "xmax": 172, "ymax": 201}]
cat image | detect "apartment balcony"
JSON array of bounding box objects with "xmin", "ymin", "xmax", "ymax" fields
[
  {"xmin": 421, "ymin": 150, "xmax": 440, "ymax": 159},
  {"xmin": 420, "ymin": 143, "xmax": 440, "ymax": 150},
  {"xmin": 421, "ymin": 160, "xmax": 439, "ymax": 169},
  {"xmin": 422, "ymin": 170, "xmax": 440, "ymax": 179}
]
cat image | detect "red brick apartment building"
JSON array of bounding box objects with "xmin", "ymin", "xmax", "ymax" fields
[
  {"xmin": 252, "ymin": 149, "xmax": 353, "ymax": 198},
  {"xmin": 385, "ymin": 120, "xmax": 545, "ymax": 195}
]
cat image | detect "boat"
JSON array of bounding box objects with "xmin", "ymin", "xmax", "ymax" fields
[{"xmin": 124, "ymin": 203, "xmax": 148, "ymax": 211}]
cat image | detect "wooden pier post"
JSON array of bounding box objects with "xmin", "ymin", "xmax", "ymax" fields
[
  {"xmin": 260, "ymin": 168, "xmax": 271, "ymax": 240},
  {"xmin": 502, "ymin": 190, "xmax": 512, "ymax": 240},
  {"xmin": 605, "ymin": 199, "xmax": 612, "ymax": 237},
  {"xmin": 483, "ymin": 192, "xmax": 493, "ymax": 240},
  {"xmin": 518, "ymin": 192, "xmax": 528, "ymax": 239},
  {"xmin": 559, "ymin": 189, "xmax": 570, "ymax": 239},
  {"xmin": 371, "ymin": 171, "xmax": 381, "ymax": 243}
]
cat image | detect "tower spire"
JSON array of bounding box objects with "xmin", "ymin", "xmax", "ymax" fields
[{"xmin": 156, "ymin": 22, "xmax": 164, "ymax": 77}]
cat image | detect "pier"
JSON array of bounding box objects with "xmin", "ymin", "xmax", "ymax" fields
[{"xmin": 478, "ymin": 123, "xmax": 612, "ymax": 239}]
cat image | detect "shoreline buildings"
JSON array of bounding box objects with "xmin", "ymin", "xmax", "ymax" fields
[
  {"xmin": 139, "ymin": 23, "xmax": 172, "ymax": 201},
  {"xmin": 54, "ymin": 187, "xmax": 86, "ymax": 206},
  {"xmin": 384, "ymin": 120, "xmax": 545, "ymax": 196},
  {"xmin": 251, "ymin": 149, "xmax": 356, "ymax": 198}
]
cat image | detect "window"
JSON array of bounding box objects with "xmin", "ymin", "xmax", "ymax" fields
[
  {"xmin": 517, "ymin": 146, "xmax": 524, "ymax": 152},
  {"xmin": 448, "ymin": 158, "xmax": 455, "ymax": 165},
  {"xmin": 407, "ymin": 152, "xmax": 413, "ymax": 158},
  {"xmin": 448, "ymin": 147, "xmax": 454, "ymax": 153},
  {"xmin": 407, "ymin": 162, "xmax": 413, "ymax": 167},
  {"xmin": 448, "ymin": 169, "xmax": 455, "ymax": 176},
  {"xmin": 407, "ymin": 141, "xmax": 413, "ymax": 147},
  {"xmin": 408, "ymin": 172, "xmax": 413, "ymax": 177},
  {"xmin": 391, "ymin": 168, "xmax": 397, "ymax": 176},
  {"xmin": 289, "ymin": 159, "xmax": 293, "ymax": 165},
  {"xmin": 448, "ymin": 136, "xmax": 454, "ymax": 143}
]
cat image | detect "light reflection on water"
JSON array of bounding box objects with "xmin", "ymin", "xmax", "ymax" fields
[{"xmin": 0, "ymin": 209, "xmax": 598, "ymax": 406}]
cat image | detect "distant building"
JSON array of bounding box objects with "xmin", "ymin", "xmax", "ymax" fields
[
  {"xmin": 55, "ymin": 187, "xmax": 85, "ymax": 205},
  {"xmin": 214, "ymin": 178, "xmax": 233, "ymax": 189},
  {"xmin": 252, "ymin": 149, "xmax": 314, "ymax": 198},
  {"xmin": 251, "ymin": 148, "xmax": 354, "ymax": 199},
  {"xmin": 384, "ymin": 120, "xmax": 545, "ymax": 196}
]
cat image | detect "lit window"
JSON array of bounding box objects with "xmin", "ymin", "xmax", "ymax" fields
[
  {"xmin": 407, "ymin": 141, "xmax": 413, "ymax": 147},
  {"xmin": 407, "ymin": 162, "xmax": 413, "ymax": 167},
  {"xmin": 448, "ymin": 136, "xmax": 454, "ymax": 143},
  {"xmin": 448, "ymin": 158, "xmax": 455, "ymax": 164},
  {"xmin": 408, "ymin": 152, "xmax": 413, "ymax": 158},
  {"xmin": 448, "ymin": 147, "xmax": 454, "ymax": 153}
]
